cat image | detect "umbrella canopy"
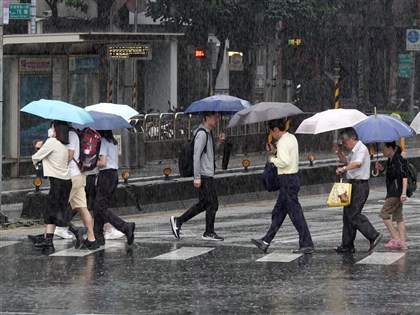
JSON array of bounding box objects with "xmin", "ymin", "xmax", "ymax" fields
[
  {"xmin": 184, "ymin": 95, "xmax": 251, "ymax": 114},
  {"xmin": 72, "ymin": 111, "xmax": 133, "ymax": 130},
  {"xmin": 295, "ymin": 108, "xmax": 368, "ymax": 134},
  {"xmin": 20, "ymin": 99, "xmax": 94, "ymax": 125},
  {"xmin": 409, "ymin": 111, "xmax": 420, "ymax": 134},
  {"xmin": 353, "ymin": 114, "xmax": 414, "ymax": 143},
  {"xmin": 227, "ymin": 102, "xmax": 302, "ymax": 128},
  {"xmin": 85, "ymin": 103, "xmax": 139, "ymax": 120}
]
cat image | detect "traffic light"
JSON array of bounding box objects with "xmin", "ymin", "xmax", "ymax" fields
[{"xmin": 194, "ymin": 49, "xmax": 206, "ymax": 58}]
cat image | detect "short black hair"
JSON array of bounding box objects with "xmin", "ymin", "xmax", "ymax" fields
[{"xmin": 267, "ymin": 118, "xmax": 287, "ymax": 131}]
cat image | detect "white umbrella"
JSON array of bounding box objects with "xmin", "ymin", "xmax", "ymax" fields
[
  {"xmin": 295, "ymin": 108, "xmax": 368, "ymax": 134},
  {"xmin": 409, "ymin": 111, "xmax": 420, "ymax": 134},
  {"xmin": 84, "ymin": 103, "xmax": 139, "ymax": 120},
  {"xmin": 227, "ymin": 102, "xmax": 302, "ymax": 128}
]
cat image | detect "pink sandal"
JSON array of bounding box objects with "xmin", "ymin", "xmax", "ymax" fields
[{"xmin": 384, "ymin": 238, "xmax": 400, "ymax": 249}]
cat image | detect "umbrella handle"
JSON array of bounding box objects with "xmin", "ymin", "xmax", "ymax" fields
[{"xmin": 371, "ymin": 168, "xmax": 379, "ymax": 177}]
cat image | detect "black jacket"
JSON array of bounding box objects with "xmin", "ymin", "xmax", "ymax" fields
[{"xmin": 385, "ymin": 153, "xmax": 408, "ymax": 198}]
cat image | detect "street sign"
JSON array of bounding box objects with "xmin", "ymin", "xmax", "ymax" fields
[
  {"xmin": 406, "ymin": 29, "xmax": 420, "ymax": 51},
  {"xmin": 9, "ymin": 3, "xmax": 30, "ymax": 20},
  {"xmin": 398, "ymin": 54, "xmax": 412, "ymax": 78}
]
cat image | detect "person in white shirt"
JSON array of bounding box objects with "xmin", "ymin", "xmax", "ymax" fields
[{"xmin": 31, "ymin": 120, "xmax": 72, "ymax": 252}]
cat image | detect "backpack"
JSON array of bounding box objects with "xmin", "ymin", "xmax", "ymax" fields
[
  {"xmin": 405, "ymin": 162, "xmax": 417, "ymax": 197},
  {"xmin": 70, "ymin": 127, "xmax": 102, "ymax": 173},
  {"xmin": 178, "ymin": 128, "xmax": 208, "ymax": 177}
]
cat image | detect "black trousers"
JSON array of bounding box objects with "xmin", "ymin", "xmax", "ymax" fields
[
  {"xmin": 92, "ymin": 169, "xmax": 127, "ymax": 236},
  {"xmin": 178, "ymin": 176, "xmax": 219, "ymax": 234},
  {"xmin": 342, "ymin": 180, "xmax": 378, "ymax": 248}
]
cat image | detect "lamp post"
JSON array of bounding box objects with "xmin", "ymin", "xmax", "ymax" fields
[{"xmin": 0, "ymin": 0, "xmax": 4, "ymax": 208}]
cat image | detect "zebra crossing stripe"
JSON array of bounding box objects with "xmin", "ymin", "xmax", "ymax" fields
[
  {"xmin": 151, "ymin": 247, "xmax": 214, "ymax": 260},
  {"xmin": 0, "ymin": 241, "xmax": 20, "ymax": 248},
  {"xmin": 356, "ymin": 252, "xmax": 406, "ymax": 265},
  {"xmin": 50, "ymin": 247, "xmax": 103, "ymax": 257},
  {"xmin": 256, "ymin": 251, "xmax": 302, "ymax": 262}
]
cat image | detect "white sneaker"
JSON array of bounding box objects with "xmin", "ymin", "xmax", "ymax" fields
[
  {"xmin": 104, "ymin": 227, "xmax": 125, "ymax": 240},
  {"xmin": 54, "ymin": 226, "xmax": 74, "ymax": 239}
]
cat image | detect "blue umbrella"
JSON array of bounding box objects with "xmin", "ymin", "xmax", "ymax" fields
[
  {"xmin": 21, "ymin": 99, "xmax": 94, "ymax": 124},
  {"xmin": 72, "ymin": 111, "xmax": 133, "ymax": 130},
  {"xmin": 184, "ymin": 95, "xmax": 251, "ymax": 114},
  {"xmin": 353, "ymin": 113, "xmax": 414, "ymax": 143}
]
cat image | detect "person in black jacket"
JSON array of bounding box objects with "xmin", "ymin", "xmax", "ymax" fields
[{"xmin": 375, "ymin": 141, "xmax": 408, "ymax": 250}]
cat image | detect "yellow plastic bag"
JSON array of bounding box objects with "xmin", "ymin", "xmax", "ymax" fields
[{"xmin": 327, "ymin": 179, "xmax": 352, "ymax": 207}]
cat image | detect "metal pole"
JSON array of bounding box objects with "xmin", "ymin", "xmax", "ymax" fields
[
  {"xmin": 30, "ymin": 0, "xmax": 36, "ymax": 34},
  {"xmin": 1, "ymin": 0, "xmax": 4, "ymax": 208},
  {"xmin": 134, "ymin": 0, "xmax": 138, "ymax": 32},
  {"xmin": 409, "ymin": 51, "xmax": 416, "ymax": 120}
]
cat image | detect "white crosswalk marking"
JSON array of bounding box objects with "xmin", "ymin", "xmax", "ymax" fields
[
  {"xmin": 151, "ymin": 247, "xmax": 214, "ymax": 260},
  {"xmin": 50, "ymin": 247, "xmax": 103, "ymax": 257},
  {"xmin": 356, "ymin": 252, "xmax": 406, "ymax": 265},
  {"xmin": 0, "ymin": 241, "xmax": 20, "ymax": 248},
  {"xmin": 256, "ymin": 251, "xmax": 302, "ymax": 262}
]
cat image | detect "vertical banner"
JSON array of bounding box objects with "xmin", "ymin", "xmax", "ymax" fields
[{"xmin": 3, "ymin": 0, "xmax": 9, "ymax": 25}]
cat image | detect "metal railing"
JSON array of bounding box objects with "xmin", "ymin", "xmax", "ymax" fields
[{"xmin": 129, "ymin": 112, "xmax": 269, "ymax": 142}]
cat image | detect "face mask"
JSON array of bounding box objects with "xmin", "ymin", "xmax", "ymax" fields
[{"xmin": 47, "ymin": 128, "xmax": 53, "ymax": 138}]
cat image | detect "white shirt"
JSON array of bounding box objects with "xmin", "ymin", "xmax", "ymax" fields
[
  {"xmin": 67, "ymin": 130, "xmax": 81, "ymax": 176},
  {"xmin": 99, "ymin": 139, "xmax": 119, "ymax": 170},
  {"xmin": 346, "ymin": 140, "xmax": 371, "ymax": 180}
]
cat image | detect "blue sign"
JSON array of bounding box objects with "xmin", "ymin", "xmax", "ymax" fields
[
  {"xmin": 407, "ymin": 30, "xmax": 420, "ymax": 43},
  {"xmin": 406, "ymin": 29, "xmax": 420, "ymax": 51}
]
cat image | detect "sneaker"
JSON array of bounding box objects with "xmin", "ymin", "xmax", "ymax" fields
[
  {"xmin": 79, "ymin": 239, "xmax": 100, "ymax": 250},
  {"xmin": 170, "ymin": 216, "xmax": 180, "ymax": 239},
  {"xmin": 28, "ymin": 234, "xmax": 44, "ymax": 244},
  {"xmin": 104, "ymin": 227, "xmax": 125, "ymax": 240},
  {"xmin": 124, "ymin": 222, "xmax": 136, "ymax": 245},
  {"xmin": 335, "ymin": 245, "xmax": 355, "ymax": 254},
  {"xmin": 384, "ymin": 238, "xmax": 401, "ymax": 249},
  {"xmin": 202, "ymin": 232, "xmax": 224, "ymax": 241},
  {"xmin": 34, "ymin": 237, "xmax": 54, "ymax": 250},
  {"xmin": 54, "ymin": 226, "xmax": 74, "ymax": 239},
  {"xmin": 292, "ymin": 246, "xmax": 315, "ymax": 254},
  {"xmin": 368, "ymin": 233, "xmax": 383, "ymax": 252},
  {"xmin": 251, "ymin": 238, "xmax": 269, "ymax": 253}
]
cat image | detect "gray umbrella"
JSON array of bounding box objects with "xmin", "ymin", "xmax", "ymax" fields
[{"xmin": 227, "ymin": 102, "xmax": 303, "ymax": 128}]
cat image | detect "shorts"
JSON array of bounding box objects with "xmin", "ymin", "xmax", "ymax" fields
[
  {"xmin": 69, "ymin": 173, "xmax": 87, "ymax": 209},
  {"xmin": 379, "ymin": 197, "xmax": 403, "ymax": 222}
]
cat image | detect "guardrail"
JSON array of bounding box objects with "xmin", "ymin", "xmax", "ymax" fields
[{"xmin": 129, "ymin": 112, "xmax": 269, "ymax": 142}]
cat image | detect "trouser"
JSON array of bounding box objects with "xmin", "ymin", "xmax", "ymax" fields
[
  {"xmin": 178, "ymin": 176, "xmax": 219, "ymax": 234},
  {"xmin": 342, "ymin": 180, "xmax": 378, "ymax": 248},
  {"xmin": 92, "ymin": 169, "xmax": 127, "ymax": 236},
  {"xmin": 85, "ymin": 174, "xmax": 97, "ymax": 211},
  {"xmin": 263, "ymin": 174, "xmax": 313, "ymax": 247}
]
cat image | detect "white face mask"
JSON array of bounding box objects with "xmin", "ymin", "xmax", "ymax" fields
[{"xmin": 47, "ymin": 128, "xmax": 53, "ymax": 138}]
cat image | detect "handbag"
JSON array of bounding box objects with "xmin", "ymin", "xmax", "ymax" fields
[
  {"xmin": 262, "ymin": 163, "xmax": 279, "ymax": 192},
  {"xmin": 327, "ymin": 178, "xmax": 352, "ymax": 207}
]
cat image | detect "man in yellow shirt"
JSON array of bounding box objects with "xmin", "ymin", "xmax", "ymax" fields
[{"xmin": 252, "ymin": 118, "xmax": 314, "ymax": 254}]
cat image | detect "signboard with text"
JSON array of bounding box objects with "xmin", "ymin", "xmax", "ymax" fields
[
  {"xmin": 406, "ymin": 29, "xmax": 420, "ymax": 51},
  {"xmin": 9, "ymin": 3, "xmax": 30, "ymax": 19},
  {"xmin": 398, "ymin": 54, "xmax": 412, "ymax": 78},
  {"xmin": 108, "ymin": 44, "xmax": 152, "ymax": 60}
]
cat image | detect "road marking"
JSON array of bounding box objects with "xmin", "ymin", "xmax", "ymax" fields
[
  {"xmin": 256, "ymin": 251, "xmax": 302, "ymax": 262},
  {"xmin": 356, "ymin": 252, "xmax": 406, "ymax": 265},
  {"xmin": 135, "ymin": 230, "xmax": 197, "ymax": 238},
  {"xmin": 0, "ymin": 241, "xmax": 21, "ymax": 248},
  {"xmin": 50, "ymin": 247, "xmax": 103, "ymax": 257},
  {"xmin": 151, "ymin": 247, "xmax": 214, "ymax": 260}
]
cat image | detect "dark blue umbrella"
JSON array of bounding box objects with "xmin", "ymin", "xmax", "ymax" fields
[
  {"xmin": 184, "ymin": 95, "xmax": 251, "ymax": 114},
  {"xmin": 353, "ymin": 114, "xmax": 414, "ymax": 143},
  {"xmin": 72, "ymin": 111, "xmax": 133, "ymax": 130}
]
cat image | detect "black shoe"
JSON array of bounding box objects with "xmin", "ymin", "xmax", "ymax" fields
[
  {"xmin": 124, "ymin": 222, "xmax": 136, "ymax": 245},
  {"xmin": 251, "ymin": 238, "xmax": 269, "ymax": 253},
  {"xmin": 34, "ymin": 237, "xmax": 54, "ymax": 250},
  {"xmin": 96, "ymin": 234, "xmax": 105, "ymax": 246},
  {"xmin": 202, "ymin": 232, "xmax": 224, "ymax": 241},
  {"xmin": 79, "ymin": 239, "xmax": 100, "ymax": 250},
  {"xmin": 74, "ymin": 227, "xmax": 86, "ymax": 249},
  {"xmin": 292, "ymin": 246, "xmax": 315, "ymax": 254},
  {"xmin": 170, "ymin": 216, "xmax": 180, "ymax": 239},
  {"xmin": 368, "ymin": 233, "xmax": 383, "ymax": 252},
  {"xmin": 335, "ymin": 245, "xmax": 355, "ymax": 254},
  {"xmin": 28, "ymin": 234, "xmax": 44, "ymax": 244}
]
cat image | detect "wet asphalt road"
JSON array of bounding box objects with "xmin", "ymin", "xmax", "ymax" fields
[{"xmin": 1, "ymin": 187, "xmax": 420, "ymax": 315}]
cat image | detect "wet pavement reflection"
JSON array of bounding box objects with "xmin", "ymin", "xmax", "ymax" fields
[{"xmin": 1, "ymin": 192, "xmax": 420, "ymax": 314}]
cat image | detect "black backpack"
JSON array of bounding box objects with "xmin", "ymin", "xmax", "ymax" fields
[
  {"xmin": 406, "ymin": 162, "xmax": 417, "ymax": 197},
  {"xmin": 178, "ymin": 128, "xmax": 208, "ymax": 177}
]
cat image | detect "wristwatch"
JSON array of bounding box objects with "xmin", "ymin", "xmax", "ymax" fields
[{"xmin": 343, "ymin": 166, "xmax": 347, "ymax": 171}]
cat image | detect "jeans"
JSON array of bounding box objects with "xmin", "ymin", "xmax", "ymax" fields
[
  {"xmin": 178, "ymin": 176, "xmax": 219, "ymax": 234},
  {"xmin": 263, "ymin": 174, "xmax": 313, "ymax": 248}
]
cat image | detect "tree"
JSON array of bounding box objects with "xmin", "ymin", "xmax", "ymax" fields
[{"xmin": 146, "ymin": 0, "xmax": 344, "ymax": 99}]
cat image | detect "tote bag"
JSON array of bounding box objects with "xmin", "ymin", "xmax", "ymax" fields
[
  {"xmin": 262, "ymin": 163, "xmax": 279, "ymax": 192},
  {"xmin": 327, "ymin": 178, "xmax": 352, "ymax": 207}
]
